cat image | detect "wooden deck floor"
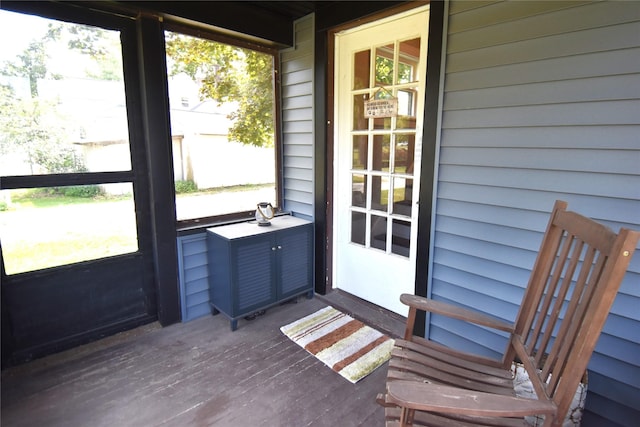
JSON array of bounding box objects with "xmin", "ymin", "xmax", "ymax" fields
[{"xmin": 1, "ymin": 291, "xmax": 405, "ymax": 427}]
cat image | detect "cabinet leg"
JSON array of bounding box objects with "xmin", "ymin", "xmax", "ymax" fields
[
  {"xmin": 306, "ymin": 290, "xmax": 314, "ymax": 299},
  {"xmin": 230, "ymin": 319, "xmax": 238, "ymax": 331},
  {"xmin": 211, "ymin": 307, "xmax": 220, "ymax": 315}
]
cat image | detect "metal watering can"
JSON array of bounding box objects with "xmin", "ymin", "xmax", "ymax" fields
[{"xmin": 255, "ymin": 202, "xmax": 275, "ymax": 226}]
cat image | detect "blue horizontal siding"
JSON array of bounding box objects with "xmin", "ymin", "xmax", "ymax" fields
[
  {"xmin": 437, "ymin": 191, "xmax": 639, "ymax": 227},
  {"xmin": 428, "ymin": 315, "xmax": 508, "ymax": 360},
  {"xmin": 433, "ymin": 2, "xmax": 640, "ymax": 425},
  {"xmin": 440, "ymin": 147, "xmax": 640, "ymax": 174},
  {"xmin": 441, "ymin": 126, "xmax": 640, "ymax": 150},
  {"xmin": 280, "ymin": 15, "xmax": 314, "ymax": 219},
  {"xmin": 432, "ymin": 263, "xmax": 526, "ymax": 307},
  {"xmin": 586, "ymin": 371, "xmax": 640, "ymax": 425},
  {"xmin": 177, "ymin": 233, "xmax": 210, "ymax": 322},
  {"xmin": 439, "ymin": 166, "xmax": 638, "ymax": 198},
  {"xmin": 603, "ymin": 314, "xmax": 640, "ymax": 343}
]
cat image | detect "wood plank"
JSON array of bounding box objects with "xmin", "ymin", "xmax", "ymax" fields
[
  {"xmin": 386, "ymin": 382, "xmax": 556, "ymax": 417},
  {"xmin": 1, "ymin": 294, "xmax": 399, "ymax": 426},
  {"xmin": 400, "ymin": 295, "xmax": 514, "ymax": 332}
]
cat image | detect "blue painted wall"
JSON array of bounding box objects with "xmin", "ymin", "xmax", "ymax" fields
[
  {"xmin": 177, "ymin": 16, "xmax": 318, "ymax": 323},
  {"xmin": 177, "ymin": 233, "xmax": 210, "ymax": 322},
  {"xmin": 429, "ymin": 2, "xmax": 640, "ymax": 425}
]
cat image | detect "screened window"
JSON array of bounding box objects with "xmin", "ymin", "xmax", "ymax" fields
[
  {"xmin": 0, "ymin": 10, "xmax": 138, "ymax": 274},
  {"xmin": 164, "ymin": 30, "xmax": 278, "ymax": 224}
]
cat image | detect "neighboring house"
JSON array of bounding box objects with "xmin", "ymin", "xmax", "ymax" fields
[
  {"xmin": 0, "ymin": 74, "xmax": 274, "ymax": 192},
  {"xmin": 2, "ymin": 2, "xmax": 638, "ymax": 426}
]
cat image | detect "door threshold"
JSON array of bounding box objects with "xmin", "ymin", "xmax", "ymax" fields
[{"xmin": 316, "ymin": 289, "xmax": 406, "ymax": 339}]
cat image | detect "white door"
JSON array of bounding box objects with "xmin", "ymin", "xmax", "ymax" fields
[{"xmin": 333, "ymin": 6, "xmax": 429, "ymax": 316}]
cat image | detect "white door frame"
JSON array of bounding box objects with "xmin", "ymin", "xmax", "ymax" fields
[{"xmin": 332, "ymin": 6, "xmax": 430, "ymax": 315}]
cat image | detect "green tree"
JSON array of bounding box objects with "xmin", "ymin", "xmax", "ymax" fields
[
  {"xmin": 0, "ymin": 85, "xmax": 82, "ymax": 174},
  {"xmin": 165, "ymin": 32, "xmax": 274, "ymax": 147},
  {"xmin": 0, "ymin": 24, "xmax": 93, "ymax": 174},
  {"xmin": 375, "ymin": 56, "xmax": 394, "ymax": 86},
  {"xmin": 47, "ymin": 22, "xmax": 122, "ymax": 81},
  {"xmin": 2, "ymin": 40, "xmax": 48, "ymax": 97},
  {"xmin": 375, "ymin": 56, "xmax": 412, "ymax": 87},
  {"xmin": 0, "ymin": 18, "xmax": 126, "ymax": 175}
]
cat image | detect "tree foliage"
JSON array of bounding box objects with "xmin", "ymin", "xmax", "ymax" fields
[
  {"xmin": 48, "ymin": 22, "xmax": 122, "ymax": 81},
  {"xmin": 375, "ymin": 56, "xmax": 412, "ymax": 87},
  {"xmin": 165, "ymin": 33, "xmax": 275, "ymax": 147},
  {"xmin": 0, "ymin": 23, "xmax": 96, "ymax": 174},
  {"xmin": 0, "ymin": 85, "xmax": 84, "ymax": 174},
  {"xmin": 2, "ymin": 40, "xmax": 49, "ymax": 97}
]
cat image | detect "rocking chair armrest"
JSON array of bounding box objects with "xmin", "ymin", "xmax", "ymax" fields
[
  {"xmin": 387, "ymin": 381, "xmax": 557, "ymax": 418},
  {"xmin": 400, "ymin": 294, "xmax": 514, "ymax": 333}
]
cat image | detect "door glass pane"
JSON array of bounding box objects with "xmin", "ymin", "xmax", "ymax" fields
[
  {"xmin": 342, "ymin": 14, "xmax": 426, "ymax": 263},
  {"xmin": 372, "ymin": 86, "xmax": 394, "ymax": 130},
  {"xmin": 352, "ymin": 135, "xmax": 368, "ymax": 170},
  {"xmin": 351, "ymin": 174, "xmax": 366, "ymax": 208},
  {"xmin": 372, "ymin": 134, "xmax": 390, "ymax": 172},
  {"xmin": 392, "ymin": 177, "xmax": 412, "ymax": 217},
  {"xmin": 394, "ymin": 134, "xmax": 415, "ymax": 174},
  {"xmin": 373, "ymin": 116, "xmax": 392, "ymax": 130},
  {"xmin": 0, "ymin": 12, "xmax": 131, "ymax": 177},
  {"xmin": 0, "ymin": 183, "xmax": 138, "ymax": 274},
  {"xmin": 353, "ymin": 94, "xmax": 369, "ymax": 131},
  {"xmin": 397, "ymin": 89, "xmax": 417, "ymax": 130},
  {"xmin": 371, "ymin": 175, "xmax": 389, "ymax": 212},
  {"xmin": 353, "ymin": 49, "xmax": 370, "ymax": 90},
  {"xmin": 392, "ymin": 219, "xmax": 411, "ymax": 257},
  {"xmin": 371, "ymin": 215, "xmax": 387, "ymax": 251},
  {"xmin": 375, "ymin": 44, "xmax": 394, "ymax": 85},
  {"xmin": 351, "ymin": 211, "xmax": 366, "ymax": 245},
  {"xmin": 398, "ymin": 38, "xmax": 420, "ymax": 84}
]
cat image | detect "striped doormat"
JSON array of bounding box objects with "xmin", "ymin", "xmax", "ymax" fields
[{"xmin": 280, "ymin": 306, "xmax": 395, "ymax": 383}]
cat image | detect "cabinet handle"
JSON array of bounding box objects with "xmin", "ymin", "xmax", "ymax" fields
[
  {"xmin": 277, "ymin": 245, "xmax": 282, "ymax": 250},
  {"xmin": 271, "ymin": 247, "xmax": 277, "ymax": 251}
]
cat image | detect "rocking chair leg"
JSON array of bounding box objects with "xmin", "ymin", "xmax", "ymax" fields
[{"xmin": 399, "ymin": 407, "xmax": 415, "ymax": 426}]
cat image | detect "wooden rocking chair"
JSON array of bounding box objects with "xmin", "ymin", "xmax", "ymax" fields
[{"xmin": 377, "ymin": 200, "xmax": 639, "ymax": 427}]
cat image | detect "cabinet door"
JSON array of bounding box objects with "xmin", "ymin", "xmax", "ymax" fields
[
  {"xmin": 277, "ymin": 224, "xmax": 313, "ymax": 299},
  {"xmin": 231, "ymin": 233, "xmax": 277, "ymax": 315}
]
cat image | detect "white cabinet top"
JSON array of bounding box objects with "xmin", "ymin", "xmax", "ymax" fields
[{"xmin": 206, "ymin": 215, "xmax": 311, "ymax": 240}]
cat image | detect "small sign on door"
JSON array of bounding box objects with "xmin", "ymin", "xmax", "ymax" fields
[
  {"xmin": 364, "ymin": 86, "xmax": 398, "ymax": 118},
  {"xmin": 364, "ymin": 98, "xmax": 398, "ymax": 118}
]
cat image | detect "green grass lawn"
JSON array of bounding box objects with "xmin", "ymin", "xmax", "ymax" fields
[
  {"xmin": 0, "ymin": 192, "xmax": 139, "ymax": 274},
  {"xmin": 1, "ymin": 184, "xmax": 275, "ymax": 274}
]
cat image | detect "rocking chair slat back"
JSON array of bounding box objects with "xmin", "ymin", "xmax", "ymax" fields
[
  {"xmin": 380, "ymin": 200, "xmax": 639, "ymax": 427},
  {"xmin": 510, "ymin": 200, "xmax": 640, "ymax": 420}
]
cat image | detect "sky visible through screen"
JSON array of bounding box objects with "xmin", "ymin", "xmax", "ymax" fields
[
  {"xmin": 0, "ymin": 10, "xmax": 50, "ymax": 61},
  {"xmin": 0, "ymin": 9, "xmax": 101, "ymax": 79}
]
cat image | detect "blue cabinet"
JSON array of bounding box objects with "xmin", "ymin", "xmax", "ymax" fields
[{"xmin": 206, "ymin": 216, "xmax": 313, "ymax": 330}]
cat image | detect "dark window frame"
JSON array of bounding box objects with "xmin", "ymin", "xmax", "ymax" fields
[
  {"xmin": 163, "ymin": 22, "xmax": 284, "ymax": 232},
  {"xmin": 0, "ymin": 2, "xmax": 148, "ymax": 277}
]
